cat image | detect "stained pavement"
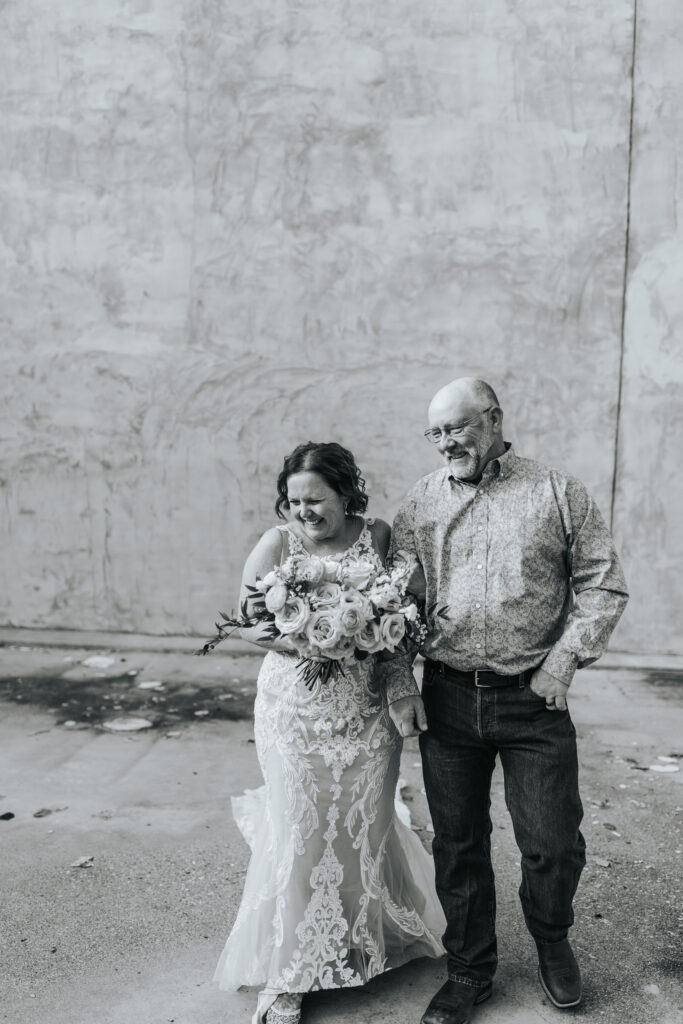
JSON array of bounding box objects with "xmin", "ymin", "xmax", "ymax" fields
[{"xmin": 1, "ymin": 634, "xmax": 682, "ymax": 1024}]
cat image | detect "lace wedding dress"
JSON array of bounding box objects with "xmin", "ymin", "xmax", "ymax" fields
[{"xmin": 214, "ymin": 520, "xmax": 445, "ymax": 1022}]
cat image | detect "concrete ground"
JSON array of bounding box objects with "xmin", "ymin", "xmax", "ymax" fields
[{"xmin": 1, "ymin": 635, "xmax": 682, "ymax": 1024}]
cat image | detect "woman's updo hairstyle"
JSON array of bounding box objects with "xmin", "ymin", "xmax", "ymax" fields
[{"xmin": 275, "ymin": 442, "xmax": 369, "ymax": 520}]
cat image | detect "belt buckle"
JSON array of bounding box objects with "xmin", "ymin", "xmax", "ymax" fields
[{"xmin": 474, "ymin": 668, "xmax": 492, "ymax": 688}]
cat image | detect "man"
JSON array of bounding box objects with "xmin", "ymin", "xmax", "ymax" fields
[{"xmin": 382, "ymin": 378, "xmax": 628, "ymax": 1024}]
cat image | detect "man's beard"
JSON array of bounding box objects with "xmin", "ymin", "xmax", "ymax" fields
[{"xmin": 445, "ymin": 423, "xmax": 495, "ymax": 480}]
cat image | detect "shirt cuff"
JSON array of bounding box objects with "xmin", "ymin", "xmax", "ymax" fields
[
  {"xmin": 375, "ymin": 658, "xmax": 420, "ymax": 703},
  {"xmin": 541, "ymin": 647, "xmax": 579, "ymax": 687}
]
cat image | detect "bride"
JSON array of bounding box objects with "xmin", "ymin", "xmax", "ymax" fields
[{"xmin": 214, "ymin": 441, "xmax": 445, "ymax": 1024}]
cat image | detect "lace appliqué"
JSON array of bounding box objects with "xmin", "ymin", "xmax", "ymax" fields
[
  {"xmin": 274, "ymin": 805, "xmax": 363, "ymax": 991},
  {"xmin": 215, "ymin": 516, "xmax": 446, "ymax": 995}
]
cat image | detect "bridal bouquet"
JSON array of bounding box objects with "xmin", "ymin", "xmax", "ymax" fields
[{"xmin": 195, "ymin": 550, "xmax": 429, "ymax": 687}]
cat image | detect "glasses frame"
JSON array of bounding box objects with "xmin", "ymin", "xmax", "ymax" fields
[{"xmin": 423, "ymin": 406, "xmax": 494, "ymax": 445}]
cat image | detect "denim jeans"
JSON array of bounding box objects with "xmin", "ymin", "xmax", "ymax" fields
[{"xmin": 419, "ymin": 661, "xmax": 586, "ymax": 988}]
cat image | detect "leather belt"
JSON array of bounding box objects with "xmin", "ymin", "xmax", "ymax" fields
[{"xmin": 426, "ymin": 659, "xmax": 535, "ymax": 688}]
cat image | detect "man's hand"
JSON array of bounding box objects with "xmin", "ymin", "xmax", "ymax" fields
[
  {"xmin": 388, "ymin": 695, "xmax": 428, "ymax": 737},
  {"xmin": 530, "ymin": 667, "xmax": 570, "ymax": 711}
]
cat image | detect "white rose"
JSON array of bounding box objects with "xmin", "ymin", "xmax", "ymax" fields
[
  {"xmin": 312, "ymin": 582, "xmax": 343, "ymax": 608},
  {"xmin": 338, "ymin": 603, "xmax": 369, "ymax": 636},
  {"xmin": 322, "ymin": 559, "xmax": 341, "ymax": 582},
  {"xmin": 305, "ymin": 608, "xmax": 343, "ymax": 650},
  {"xmin": 300, "ymin": 556, "xmax": 326, "ymax": 584},
  {"xmin": 341, "ymin": 560, "xmax": 375, "ymax": 590},
  {"xmin": 339, "ymin": 589, "xmax": 372, "ymax": 620},
  {"xmin": 354, "ymin": 619, "xmax": 383, "ymax": 653},
  {"xmin": 264, "ymin": 582, "xmax": 289, "ymax": 613},
  {"xmin": 254, "ymin": 569, "xmax": 279, "ymax": 593},
  {"xmin": 274, "ymin": 596, "xmax": 310, "ymax": 635},
  {"xmin": 378, "ymin": 612, "xmax": 406, "ymax": 651}
]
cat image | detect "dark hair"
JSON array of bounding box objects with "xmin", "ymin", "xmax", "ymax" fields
[{"xmin": 275, "ymin": 442, "xmax": 369, "ymax": 520}]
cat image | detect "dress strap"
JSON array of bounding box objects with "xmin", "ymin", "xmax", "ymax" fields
[
  {"xmin": 353, "ymin": 516, "xmax": 377, "ymax": 556},
  {"xmin": 276, "ymin": 524, "xmax": 305, "ymax": 559}
]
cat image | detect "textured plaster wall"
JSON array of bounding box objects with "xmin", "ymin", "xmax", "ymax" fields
[
  {"xmin": 610, "ymin": 0, "xmax": 683, "ymax": 654},
  {"xmin": 0, "ymin": 0, "xmax": 678, "ymax": 653}
]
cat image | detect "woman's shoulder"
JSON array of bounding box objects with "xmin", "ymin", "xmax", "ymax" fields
[{"xmin": 252, "ymin": 525, "xmax": 287, "ymax": 556}]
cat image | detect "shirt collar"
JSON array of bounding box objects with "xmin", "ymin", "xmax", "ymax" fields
[
  {"xmin": 487, "ymin": 442, "xmax": 516, "ymax": 479},
  {"xmin": 447, "ymin": 442, "xmax": 516, "ymax": 485}
]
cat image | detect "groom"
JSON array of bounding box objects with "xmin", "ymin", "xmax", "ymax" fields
[{"xmin": 382, "ymin": 378, "xmax": 628, "ymax": 1024}]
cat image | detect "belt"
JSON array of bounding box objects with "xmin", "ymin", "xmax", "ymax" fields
[{"xmin": 425, "ymin": 659, "xmax": 535, "ymax": 688}]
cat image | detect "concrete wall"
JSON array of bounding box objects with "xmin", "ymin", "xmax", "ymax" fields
[
  {"xmin": 1, "ymin": 0, "xmax": 680, "ymax": 653},
  {"xmin": 610, "ymin": 0, "xmax": 683, "ymax": 655}
]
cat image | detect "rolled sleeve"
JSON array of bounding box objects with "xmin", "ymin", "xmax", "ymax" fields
[
  {"xmin": 375, "ymin": 651, "xmax": 420, "ymax": 703},
  {"xmin": 543, "ymin": 480, "xmax": 629, "ymax": 685},
  {"xmin": 375, "ymin": 492, "xmax": 423, "ymax": 703}
]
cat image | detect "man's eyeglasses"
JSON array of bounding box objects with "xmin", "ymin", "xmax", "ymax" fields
[{"xmin": 423, "ymin": 407, "xmax": 494, "ymax": 444}]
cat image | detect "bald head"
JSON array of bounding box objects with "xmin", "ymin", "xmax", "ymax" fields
[
  {"xmin": 428, "ymin": 378, "xmax": 500, "ymax": 422},
  {"xmin": 426, "ymin": 377, "xmax": 505, "ymax": 482}
]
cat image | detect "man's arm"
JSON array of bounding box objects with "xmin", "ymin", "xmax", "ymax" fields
[{"xmin": 534, "ymin": 477, "xmax": 629, "ymax": 707}]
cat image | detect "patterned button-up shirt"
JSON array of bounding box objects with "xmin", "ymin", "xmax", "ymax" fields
[{"xmin": 380, "ymin": 445, "xmax": 628, "ymax": 703}]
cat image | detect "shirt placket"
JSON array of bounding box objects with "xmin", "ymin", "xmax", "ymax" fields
[{"xmin": 471, "ymin": 486, "xmax": 488, "ymax": 664}]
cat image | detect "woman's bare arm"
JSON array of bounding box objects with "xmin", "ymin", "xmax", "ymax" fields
[{"xmin": 237, "ymin": 528, "xmax": 297, "ymax": 654}]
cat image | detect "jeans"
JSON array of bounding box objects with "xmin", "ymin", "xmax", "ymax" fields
[{"xmin": 419, "ymin": 661, "xmax": 586, "ymax": 987}]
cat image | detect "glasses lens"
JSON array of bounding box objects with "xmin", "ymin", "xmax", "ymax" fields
[{"xmin": 425, "ymin": 430, "xmax": 441, "ymax": 443}]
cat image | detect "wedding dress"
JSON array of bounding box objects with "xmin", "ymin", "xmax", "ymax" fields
[{"xmin": 214, "ymin": 519, "xmax": 445, "ymax": 1022}]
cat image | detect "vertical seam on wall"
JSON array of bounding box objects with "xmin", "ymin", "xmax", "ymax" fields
[{"xmin": 611, "ymin": 0, "xmax": 638, "ymax": 532}]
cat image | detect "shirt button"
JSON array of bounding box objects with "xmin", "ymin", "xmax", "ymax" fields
[
  {"xmin": 475, "ymin": 603, "xmax": 481, "ymax": 609},
  {"xmin": 475, "ymin": 643, "xmax": 482, "ymax": 649},
  {"xmin": 476, "ymin": 563, "xmax": 483, "ymax": 569}
]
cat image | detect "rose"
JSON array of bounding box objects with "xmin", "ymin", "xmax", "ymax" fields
[
  {"xmin": 254, "ymin": 569, "xmax": 280, "ymax": 593},
  {"xmin": 339, "ymin": 589, "xmax": 372, "ymax": 622},
  {"xmin": 299, "ymin": 555, "xmax": 326, "ymax": 585},
  {"xmin": 311, "ymin": 582, "xmax": 343, "ymax": 608},
  {"xmin": 305, "ymin": 609, "xmax": 344, "ymax": 650},
  {"xmin": 322, "ymin": 559, "xmax": 340, "ymax": 582},
  {"xmin": 264, "ymin": 582, "xmax": 289, "ymax": 613},
  {"xmin": 379, "ymin": 612, "xmax": 406, "ymax": 651},
  {"xmin": 338, "ymin": 602, "xmax": 369, "ymax": 636},
  {"xmin": 340, "ymin": 559, "xmax": 375, "ymax": 590},
  {"xmin": 339, "ymin": 588, "xmax": 371, "ymax": 609},
  {"xmin": 354, "ymin": 619, "xmax": 383, "ymax": 653},
  {"xmin": 274, "ymin": 596, "xmax": 310, "ymax": 635}
]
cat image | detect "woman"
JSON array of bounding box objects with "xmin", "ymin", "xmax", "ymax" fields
[{"xmin": 214, "ymin": 442, "xmax": 445, "ymax": 1024}]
